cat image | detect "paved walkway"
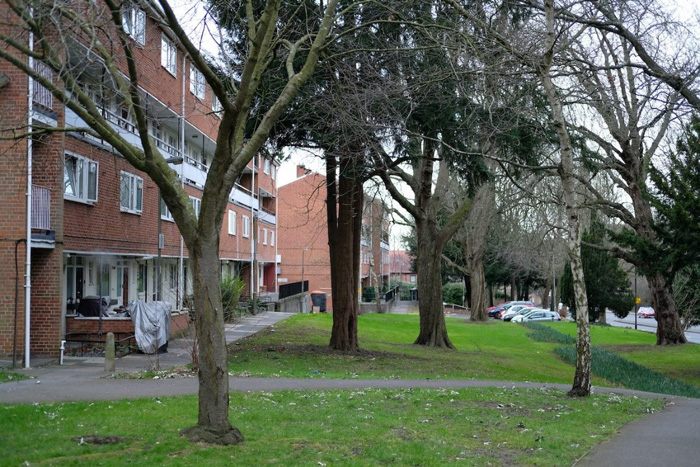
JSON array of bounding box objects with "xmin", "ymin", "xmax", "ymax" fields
[{"xmin": 3, "ymin": 306, "xmax": 700, "ymax": 466}]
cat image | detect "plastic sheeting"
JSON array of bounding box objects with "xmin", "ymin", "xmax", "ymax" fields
[{"xmin": 128, "ymin": 300, "xmax": 172, "ymax": 354}]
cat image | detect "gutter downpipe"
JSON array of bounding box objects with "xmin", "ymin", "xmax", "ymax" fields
[
  {"xmin": 178, "ymin": 54, "xmax": 186, "ymax": 310},
  {"xmin": 25, "ymin": 15, "xmax": 34, "ymax": 368},
  {"xmin": 251, "ymin": 162, "xmax": 256, "ymax": 299}
]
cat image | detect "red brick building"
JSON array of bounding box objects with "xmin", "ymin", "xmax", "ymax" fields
[
  {"xmin": 389, "ymin": 250, "xmax": 417, "ymax": 284},
  {"xmin": 0, "ymin": 2, "xmax": 278, "ymax": 363},
  {"xmin": 277, "ymin": 167, "xmax": 391, "ymax": 309}
]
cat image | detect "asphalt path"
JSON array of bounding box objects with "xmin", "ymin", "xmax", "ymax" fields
[{"xmin": 605, "ymin": 310, "xmax": 700, "ymax": 344}]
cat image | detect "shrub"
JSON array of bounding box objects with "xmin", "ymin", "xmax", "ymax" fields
[
  {"xmin": 442, "ymin": 283, "xmax": 465, "ymax": 306},
  {"xmin": 221, "ymin": 275, "xmax": 246, "ymax": 322}
]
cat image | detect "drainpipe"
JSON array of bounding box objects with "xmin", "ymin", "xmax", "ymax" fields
[
  {"xmin": 178, "ymin": 54, "xmax": 186, "ymax": 310},
  {"xmin": 274, "ymin": 177, "xmax": 278, "ymax": 294},
  {"xmin": 250, "ymin": 161, "xmax": 256, "ymax": 298},
  {"xmin": 24, "ymin": 14, "xmax": 34, "ymax": 369}
]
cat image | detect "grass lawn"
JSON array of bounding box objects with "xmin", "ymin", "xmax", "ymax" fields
[
  {"xmin": 230, "ymin": 314, "xmax": 606, "ymax": 385},
  {"xmin": 0, "ymin": 387, "xmax": 663, "ymax": 466},
  {"xmin": 544, "ymin": 322, "xmax": 700, "ymax": 388}
]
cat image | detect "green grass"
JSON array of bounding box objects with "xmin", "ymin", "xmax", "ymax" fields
[
  {"xmin": 229, "ymin": 313, "xmax": 593, "ymax": 384},
  {"xmin": 542, "ymin": 322, "xmax": 700, "ymax": 388},
  {"xmin": 0, "ymin": 387, "xmax": 664, "ymax": 466},
  {"xmin": 0, "ymin": 369, "xmax": 28, "ymax": 383}
]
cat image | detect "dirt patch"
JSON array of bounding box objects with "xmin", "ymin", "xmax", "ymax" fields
[{"xmin": 71, "ymin": 434, "xmax": 128, "ymax": 445}]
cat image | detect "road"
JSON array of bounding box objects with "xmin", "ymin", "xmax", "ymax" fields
[{"xmin": 604, "ymin": 310, "xmax": 700, "ymax": 344}]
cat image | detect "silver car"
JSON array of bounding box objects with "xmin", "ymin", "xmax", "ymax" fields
[{"xmin": 511, "ymin": 309, "xmax": 561, "ymax": 323}]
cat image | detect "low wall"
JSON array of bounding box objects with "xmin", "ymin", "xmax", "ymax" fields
[
  {"xmin": 278, "ymin": 292, "xmax": 309, "ymax": 313},
  {"xmin": 360, "ymin": 300, "xmax": 395, "ymax": 314},
  {"xmin": 65, "ymin": 311, "xmax": 190, "ymax": 340}
]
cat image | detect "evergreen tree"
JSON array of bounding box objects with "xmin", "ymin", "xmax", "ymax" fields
[{"xmin": 561, "ymin": 217, "xmax": 635, "ymax": 321}]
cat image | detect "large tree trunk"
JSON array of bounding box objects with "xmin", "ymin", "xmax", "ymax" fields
[
  {"xmin": 414, "ymin": 219, "xmax": 454, "ymax": 348},
  {"xmin": 469, "ymin": 260, "xmax": 488, "ymax": 321},
  {"xmin": 181, "ymin": 237, "xmax": 243, "ymax": 445},
  {"xmin": 327, "ymin": 154, "xmax": 361, "ymax": 351},
  {"xmin": 648, "ymin": 272, "xmax": 687, "ymax": 344}
]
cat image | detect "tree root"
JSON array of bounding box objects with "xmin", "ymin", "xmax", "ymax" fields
[{"xmin": 181, "ymin": 425, "xmax": 244, "ymax": 445}]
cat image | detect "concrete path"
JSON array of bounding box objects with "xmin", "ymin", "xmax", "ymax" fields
[{"xmin": 3, "ymin": 306, "xmax": 700, "ymax": 467}]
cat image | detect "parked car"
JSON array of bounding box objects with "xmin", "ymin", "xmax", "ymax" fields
[
  {"xmin": 501, "ymin": 305, "xmax": 536, "ymax": 321},
  {"xmin": 637, "ymin": 306, "xmax": 655, "ymax": 318},
  {"xmin": 496, "ymin": 301, "xmax": 535, "ymax": 319},
  {"xmin": 511, "ymin": 309, "xmax": 561, "ymax": 323}
]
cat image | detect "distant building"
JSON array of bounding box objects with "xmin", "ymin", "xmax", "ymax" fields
[
  {"xmin": 389, "ymin": 250, "xmax": 417, "ymax": 284},
  {"xmin": 277, "ymin": 166, "xmax": 391, "ymax": 309}
]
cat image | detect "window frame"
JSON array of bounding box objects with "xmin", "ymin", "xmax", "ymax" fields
[
  {"xmin": 64, "ymin": 151, "xmax": 98, "ymax": 204},
  {"xmin": 160, "ymin": 196, "xmax": 174, "ymax": 221},
  {"xmin": 120, "ymin": 171, "xmax": 143, "ymax": 214},
  {"xmin": 262, "ymin": 228, "xmax": 268, "ymax": 245},
  {"xmin": 242, "ymin": 215, "xmax": 250, "ymax": 238},
  {"xmin": 228, "ymin": 210, "xmax": 236, "ymax": 235},
  {"xmin": 161, "ymin": 34, "xmax": 177, "ymax": 76},
  {"xmin": 270, "ymin": 230, "xmax": 275, "ymax": 246},
  {"xmin": 122, "ymin": 7, "xmax": 146, "ymax": 45},
  {"xmin": 189, "ymin": 64, "xmax": 205, "ymax": 99},
  {"xmin": 263, "ymin": 159, "xmax": 271, "ymax": 175},
  {"xmin": 189, "ymin": 195, "xmax": 202, "ymax": 219},
  {"xmin": 212, "ymin": 95, "xmax": 222, "ymax": 115}
]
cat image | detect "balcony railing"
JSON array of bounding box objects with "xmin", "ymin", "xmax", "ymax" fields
[
  {"xmin": 32, "ymin": 61, "xmax": 53, "ymax": 109},
  {"xmin": 31, "ymin": 185, "xmax": 51, "ymax": 230}
]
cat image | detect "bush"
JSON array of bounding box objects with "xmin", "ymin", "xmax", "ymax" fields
[
  {"xmin": 442, "ymin": 283, "xmax": 464, "ymax": 306},
  {"xmin": 221, "ymin": 275, "xmax": 246, "ymax": 322}
]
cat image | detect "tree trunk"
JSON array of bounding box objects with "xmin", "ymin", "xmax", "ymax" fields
[
  {"xmin": 540, "ymin": 1, "xmax": 590, "ymax": 396},
  {"xmin": 414, "ymin": 219, "xmax": 454, "ymax": 348},
  {"xmin": 327, "ymin": 154, "xmax": 361, "ymax": 351},
  {"xmin": 469, "ymin": 259, "xmax": 488, "ymax": 321},
  {"xmin": 181, "ymin": 237, "xmax": 243, "ymax": 445},
  {"xmin": 542, "ymin": 279, "xmax": 552, "ymax": 310},
  {"xmin": 648, "ymin": 272, "xmax": 687, "ymax": 344}
]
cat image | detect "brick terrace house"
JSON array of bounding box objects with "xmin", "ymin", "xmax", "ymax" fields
[
  {"xmin": 0, "ymin": 1, "xmax": 278, "ymax": 363},
  {"xmin": 389, "ymin": 250, "xmax": 417, "ymax": 285},
  {"xmin": 277, "ymin": 166, "xmax": 391, "ymax": 310}
]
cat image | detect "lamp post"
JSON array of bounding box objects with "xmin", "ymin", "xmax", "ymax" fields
[{"xmin": 301, "ymin": 247, "xmax": 309, "ymax": 293}]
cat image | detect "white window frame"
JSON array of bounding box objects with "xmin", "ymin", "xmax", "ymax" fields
[
  {"xmin": 262, "ymin": 228, "xmax": 268, "ymax": 245},
  {"xmin": 270, "ymin": 231, "xmax": 275, "ymax": 246},
  {"xmin": 161, "ymin": 34, "xmax": 177, "ymax": 76},
  {"xmin": 122, "ymin": 6, "xmax": 146, "ymax": 45},
  {"xmin": 120, "ymin": 171, "xmax": 143, "ymax": 214},
  {"xmin": 64, "ymin": 152, "xmax": 98, "ymax": 204},
  {"xmin": 190, "ymin": 64, "xmax": 205, "ymax": 99},
  {"xmin": 160, "ymin": 197, "xmax": 174, "ymax": 221},
  {"xmin": 271, "ymin": 165, "xmax": 276, "ymax": 180},
  {"xmin": 242, "ymin": 215, "xmax": 250, "ymax": 238},
  {"xmin": 189, "ymin": 196, "xmax": 201, "ymax": 219},
  {"xmin": 263, "ymin": 159, "xmax": 271, "ymax": 175},
  {"xmin": 228, "ymin": 210, "xmax": 236, "ymax": 235}
]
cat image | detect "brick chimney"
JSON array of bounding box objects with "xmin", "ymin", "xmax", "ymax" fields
[{"xmin": 296, "ymin": 165, "xmax": 311, "ymax": 178}]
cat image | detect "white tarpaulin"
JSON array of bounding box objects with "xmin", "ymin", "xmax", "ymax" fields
[{"xmin": 128, "ymin": 300, "xmax": 172, "ymax": 354}]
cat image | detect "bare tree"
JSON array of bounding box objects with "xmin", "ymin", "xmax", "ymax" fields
[{"xmin": 0, "ymin": 0, "xmax": 339, "ymax": 443}]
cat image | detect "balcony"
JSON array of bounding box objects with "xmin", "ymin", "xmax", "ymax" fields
[
  {"xmin": 31, "ymin": 185, "xmax": 55, "ymax": 249},
  {"xmin": 258, "ymin": 206, "xmax": 276, "ymax": 225}
]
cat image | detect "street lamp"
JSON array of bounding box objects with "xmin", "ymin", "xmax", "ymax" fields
[{"xmin": 301, "ymin": 247, "xmax": 309, "ymax": 293}]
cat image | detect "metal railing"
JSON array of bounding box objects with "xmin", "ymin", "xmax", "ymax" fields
[
  {"xmin": 31, "ymin": 185, "xmax": 51, "ymax": 230},
  {"xmin": 32, "ymin": 61, "xmax": 53, "ymax": 109}
]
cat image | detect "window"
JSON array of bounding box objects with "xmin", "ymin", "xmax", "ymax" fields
[
  {"xmin": 122, "ymin": 6, "xmax": 146, "ymax": 45},
  {"xmin": 228, "ymin": 210, "xmax": 236, "ymax": 235},
  {"xmin": 64, "ymin": 152, "xmax": 98, "ymax": 203},
  {"xmin": 271, "ymin": 165, "xmax": 276, "ymax": 180},
  {"xmin": 212, "ymin": 95, "xmax": 222, "ymax": 115},
  {"xmin": 270, "ymin": 231, "xmax": 275, "ymax": 246},
  {"xmin": 161, "ymin": 35, "xmax": 177, "ymax": 75},
  {"xmin": 169, "ymin": 263, "xmax": 177, "ymax": 289},
  {"xmin": 120, "ymin": 171, "xmax": 143, "ymax": 214},
  {"xmin": 264, "ymin": 159, "xmax": 270, "ymax": 175},
  {"xmin": 189, "ymin": 196, "xmax": 201, "ymax": 219},
  {"xmin": 242, "ymin": 215, "xmax": 250, "ymax": 238},
  {"xmin": 160, "ymin": 197, "xmax": 174, "ymax": 221},
  {"xmin": 262, "ymin": 228, "xmax": 268, "ymax": 245},
  {"xmin": 190, "ymin": 64, "xmax": 205, "ymax": 99}
]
